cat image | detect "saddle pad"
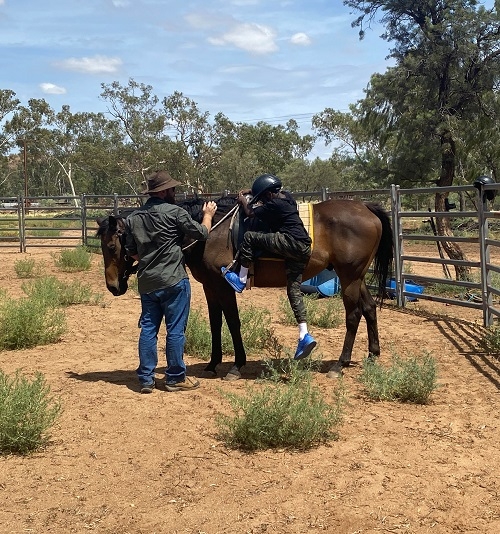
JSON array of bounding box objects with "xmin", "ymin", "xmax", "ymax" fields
[{"xmin": 297, "ymin": 202, "xmax": 314, "ymax": 247}]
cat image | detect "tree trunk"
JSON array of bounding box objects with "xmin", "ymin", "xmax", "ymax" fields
[{"xmin": 435, "ymin": 132, "xmax": 471, "ymax": 280}]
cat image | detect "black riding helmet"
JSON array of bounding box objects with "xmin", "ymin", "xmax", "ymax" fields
[
  {"xmin": 250, "ymin": 174, "xmax": 282, "ymax": 204},
  {"xmin": 473, "ymin": 175, "xmax": 497, "ymax": 201}
]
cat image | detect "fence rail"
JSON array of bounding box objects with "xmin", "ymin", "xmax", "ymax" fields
[{"xmin": 1, "ymin": 183, "xmax": 499, "ymax": 326}]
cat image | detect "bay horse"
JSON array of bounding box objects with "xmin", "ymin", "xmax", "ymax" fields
[{"xmin": 96, "ymin": 196, "xmax": 393, "ymax": 379}]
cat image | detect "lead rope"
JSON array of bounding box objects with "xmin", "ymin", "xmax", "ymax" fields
[{"xmin": 182, "ymin": 203, "xmax": 240, "ymax": 252}]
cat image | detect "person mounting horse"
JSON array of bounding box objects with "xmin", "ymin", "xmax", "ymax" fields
[{"xmin": 221, "ymin": 173, "xmax": 317, "ymax": 361}]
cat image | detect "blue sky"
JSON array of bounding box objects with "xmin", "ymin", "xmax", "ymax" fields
[{"xmin": 0, "ymin": 0, "xmax": 394, "ymax": 158}]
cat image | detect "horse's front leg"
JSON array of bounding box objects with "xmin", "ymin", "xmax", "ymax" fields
[
  {"xmin": 201, "ymin": 285, "xmax": 224, "ymax": 377},
  {"xmin": 220, "ymin": 286, "xmax": 246, "ymax": 381}
]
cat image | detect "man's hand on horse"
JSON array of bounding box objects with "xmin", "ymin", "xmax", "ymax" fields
[{"xmin": 202, "ymin": 201, "xmax": 217, "ymax": 218}]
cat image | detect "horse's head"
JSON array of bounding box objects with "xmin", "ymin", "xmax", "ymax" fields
[{"xmin": 96, "ymin": 215, "xmax": 137, "ymax": 296}]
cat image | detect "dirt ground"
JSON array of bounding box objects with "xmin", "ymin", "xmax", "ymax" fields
[{"xmin": 0, "ymin": 243, "xmax": 499, "ymax": 534}]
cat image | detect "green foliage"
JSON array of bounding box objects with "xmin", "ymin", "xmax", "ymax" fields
[
  {"xmin": 0, "ymin": 296, "xmax": 66, "ymax": 350},
  {"xmin": 185, "ymin": 306, "xmax": 274, "ymax": 360},
  {"xmin": 21, "ymin": 276, "xmax": 103, "ymax": 307},
  {"xmin": 359, "ymin": 352, "xmax": 438, "ymax": 404},
  {"xmin": 216, "ymin": 372, "xmax": 344, "ymax": 451},
  {"xmin": 478, "ymin": 324, "xmax": 500, "ymax": 354},
  {"xmin": 279, "ymin": 294, "xmax": 343, "ymax": 328},
  {"xmin": 0, "ymin": 369, "xmax": 62, "ymax": 455},
  {"xmin": 14, "ymin": 257, "xmax": 44, "ymax": 278},
  {"xmin": 52, "ymin": 246, "xmax": 92, "ymax": 272}
]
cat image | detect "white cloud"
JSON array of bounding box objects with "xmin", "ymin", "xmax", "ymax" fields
[
  {"xmin": 56, "ymin": 55, "xmax": 123, "ymax": 74},
  {"xmin": 0, "ymin": 0, "xmax": 5, "ymax": 5},
  {"xmin": 209, "ymin": 23, "xmax": 277, "ymax": 54},
  {"xmin": 290, "ymin": 32, "xmax": 311, "ymax": 46},
  {"xmin": 40, "ymin": 83, "xmax": 66, "ymax": 95},
  {"xmin": 110, "ymin": 0, "xmax": 130, "ymax": 6}
]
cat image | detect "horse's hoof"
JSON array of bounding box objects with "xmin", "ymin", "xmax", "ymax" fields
[
  {"xmin": 326, "ymin": 363, "xmax": 343, "ymax": 379},
  {"xmin": 201, "ymin": 369, "xmax": 218, "ymax": 379},
  {"xmin": 223, "ymin": 366, "xmax": 241, "ymax": 381}
]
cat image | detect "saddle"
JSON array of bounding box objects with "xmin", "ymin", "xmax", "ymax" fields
[{"xmin": 228, "ymin": 202, "xmax": 314, "ymax": 288}]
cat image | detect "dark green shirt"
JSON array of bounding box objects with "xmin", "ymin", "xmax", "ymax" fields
[{"xmin": 125, "ymin": 197, "xmax": 208, "ymax": 294}]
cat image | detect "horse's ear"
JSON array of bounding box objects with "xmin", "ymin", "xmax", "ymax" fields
[{"xmin": 108, "ymin": 215, "xmax": 118, "ymax": 231}]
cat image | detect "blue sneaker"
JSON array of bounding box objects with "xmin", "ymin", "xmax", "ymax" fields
[
  {"xmin": 221, "ymin": 267, "xmax": 245, "ymax": 293},
  {"xmin": 294, "ymin": 333, "xmax": 317, "ymax": 360}
]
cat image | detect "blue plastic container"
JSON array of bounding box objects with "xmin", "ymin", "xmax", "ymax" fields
[
  {"xmin": 387, "ymin": 279, "xmax": 424, "ymax": 301},
  {"xmin": 301, "ymin": 270, "xmax": 340, "ymax": 297}
]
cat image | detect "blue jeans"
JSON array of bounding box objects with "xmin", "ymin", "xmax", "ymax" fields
[{"xmin": 137, "ymin": 278, "xmax": 191, "ymax": 385}]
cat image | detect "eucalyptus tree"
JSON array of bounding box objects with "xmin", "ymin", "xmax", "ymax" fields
[
  {"xmin": 0, "ymin": 89, "xmax": 21, "ymax": 191},
  {"xmin": 100, "ymin": 79, "xmax": 169, "ymax": 193},
  {"xmin": 2, "ymin": 98, "xmax": 55, "ymax": 197},
  {"xmin": 50, "ymin": 106, "xmax": 126, "ymax": 198},
  {"xmin": 217, "ymin": 119, "xmax": 315, "ymax": 191},
  {"xmin": 161, "ymin": 91, "xmax": 225, "ymax": 193},
  {"xmin": 331, "ymin": 0, "xmax": 500, "ymax": 278}
]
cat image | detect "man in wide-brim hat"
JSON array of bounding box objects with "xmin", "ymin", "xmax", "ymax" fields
[
  {"xmin": 125, "ymin": 170, "xmax": 217, "ymax": 393},
  {"xmin": 142, "ymin": 170, "xmax": 182, "ymax": 196}
]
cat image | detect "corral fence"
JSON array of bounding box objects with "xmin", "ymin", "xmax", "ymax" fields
[{"xmin": 0, "ymin": 183, "xmax": 499, "ymax": 326}]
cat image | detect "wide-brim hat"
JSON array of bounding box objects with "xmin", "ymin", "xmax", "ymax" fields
[{"xmin": 142, "ymin": 171, "xmax": 182, "ymax": 194}]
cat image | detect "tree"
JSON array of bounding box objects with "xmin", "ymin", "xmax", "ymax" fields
[
  {"xmin": 339, "ymin": 0, "xmax": 500, "ymax": 279},
  {"xmin": 100, "ymin": 79, "xmax": 168, "ymax": 193}
]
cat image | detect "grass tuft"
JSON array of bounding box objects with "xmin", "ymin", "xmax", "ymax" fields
[
  {"xmin": 216, "ymin": 372, "xmax": 344, "ymax": 451},
  {"xmin": 0, "ymin": 370, "xmax": 62, "ymax": 455},
  {"xmin": 0, "ymin": 296, "xmax": 66, "ymax": 350},
  {"xmin": 52, "ymin": 246, "xmax": 92, "ymax": 272},
  {"xmin": 359, "ymin": 352, "xmax": 438, "ymax": 404}
]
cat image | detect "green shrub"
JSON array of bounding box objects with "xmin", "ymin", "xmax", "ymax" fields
[
  {"xmin": 478, "ymin": 324, "xmax": 500, "ymax": 354},
  {"xmin": 0, "ymin": 370, "xmax": 62, "ymax": 454},
  {"xmin": 185, "ymin": 306, "xmax": 275, "ymax": 360},
  {"xmin": 53, "ymin": 246, "xmax": 92, "ymax": 272},
  {"xmin": 22, "ymin": 276, "xmax": 103, "ymax": 307},
  {"xmin": 0, "ymin": 297, "xmax": 66, "ymax": 350},
  {"xmin": 359, "ymin": 352, "xmax": 438, "ymax": 404},
  {"xmin": 216, "ymin": 374, "xmax": 344, "ymax": 451},
  {"xmin": 14, "ymin": 258, "xmax": 44, "ymax": 279},
  {"xmin": 279, "ymin": 294, "xmax": 343, "ymax": 329}
]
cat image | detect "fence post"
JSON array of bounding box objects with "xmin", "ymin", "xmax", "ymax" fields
[
  {"xmin": 17, "ymin": 195, "xmax": 23, "ymax": 253},
  {"xmin": 477, "ymin": 187, "xmax": 492, "ymax": 326},
  {"xmin": 390, "ymin": 184, "xmax": 404, "ymax": 307},
  {"xmin": 81, "ymin": 194, "xmax": 87, "ymax": 246}
]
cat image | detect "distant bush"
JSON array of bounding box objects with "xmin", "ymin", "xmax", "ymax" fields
[
  {"xmin": 185, "ymin": 306, "xmax": 274, "ymax": 360},
  {"xmin": 279, "ymin": 294, "xmax": 343, "ymax": 328},
  {"xmin": 52, "ymin": 246, "xmax": 92, "ymax": 272},
  {"xmin": 359, "ymin": 352, "xmax": 438, "ymax": 404},
  {"xmin": 0, "ymin": 370, "xmax": 62, "ymax": 455}
]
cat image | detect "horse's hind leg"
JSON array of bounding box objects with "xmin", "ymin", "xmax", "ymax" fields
[
  {"xmin": 328, "ymin": 281, "xmax": 363, "ymax": 377},
  {"xmin": 360, "ymin": 281, "xmax": 380, "ymax": 358}
]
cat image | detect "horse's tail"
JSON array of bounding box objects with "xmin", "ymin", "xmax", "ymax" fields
[{"xmin": 367, "ymin": 203, "xmax": 394, "ymax": 304}]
